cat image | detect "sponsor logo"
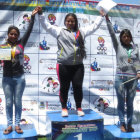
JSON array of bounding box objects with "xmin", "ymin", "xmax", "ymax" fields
[
  {"xmin": 40, "ymin": 36, "xmax": 50, "ymax": 50},
  {"xmin": 113, "ymin": 20, "xmax": 121, "ymax": 33},
  {"xmin": 90, "ymin": 58, "xmax": 101, "ymax": 71},
  {"xmin": 22, "ymin": 108, "xmax": 34, "ymax": 111},
  {"xmin": 90, "ymin": 80, "xmax": 113, "ymax": 91}
]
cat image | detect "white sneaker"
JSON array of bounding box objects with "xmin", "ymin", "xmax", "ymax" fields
[
  {"xmin": 77, "ymin": 108, "xmax": 85, "ymax": 116},
  {"xmin": 61, "ymin": 109, "xmax": 68, "ymax": 117}
]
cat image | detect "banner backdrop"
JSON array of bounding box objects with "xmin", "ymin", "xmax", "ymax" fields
[{"xmin": 0, "ymin": 0, "xmax": 140, "ymax": 135}]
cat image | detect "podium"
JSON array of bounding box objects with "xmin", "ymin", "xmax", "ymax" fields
[
  {"xmin": 0, "ymin": 124, "xmax": 37, "ymax": 140},
  {"xmin": 46, "ymin": 109, "xmax": 104, "ymax": 140},
  {"xmin": 104, "ymin": 125, "xmax": 140, "ymax": 140}
]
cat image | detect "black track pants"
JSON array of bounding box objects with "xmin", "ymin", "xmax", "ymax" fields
[{"xmin": 56, "ymin": 63, "xmax": 84, "ymax": 109}]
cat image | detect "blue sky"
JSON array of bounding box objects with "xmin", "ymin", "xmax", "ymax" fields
[
  {"xmin": 54, "ymin": 0, "xmax": 140, "ymax": 5},
  {"xmin": 96, "ymin": 0, "xmax": 140, "ymax": 5},
  {"xmin": 55, "ymin": 0, "xmax": 140, "ymax": 5}
]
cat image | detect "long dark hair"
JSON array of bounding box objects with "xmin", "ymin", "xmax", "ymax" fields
[
  {"xmin": 64, "ymin": 13, "xmax": 86, "ymax": 58},
  {"xmin": 119, "ymin": 29, "xmax": 134, "ymax": 46}
]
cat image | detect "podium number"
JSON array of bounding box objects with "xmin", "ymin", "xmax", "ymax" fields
[{"xmin": 74, "ymin": 133, "xmax": 82, "ymax": 140}]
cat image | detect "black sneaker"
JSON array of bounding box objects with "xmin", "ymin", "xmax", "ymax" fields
[{"xmin": 127, "ymin": 125, "xmax": 134, "ymax": 132}]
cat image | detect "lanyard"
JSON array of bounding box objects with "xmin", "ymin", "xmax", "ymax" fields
[
  {"xmin": 72, "ymin": 31, "xmax": 80, "ymax": 45},
  {"xmin": 74, "ymin": 30, "xmax": 80, "ymax": 40}
]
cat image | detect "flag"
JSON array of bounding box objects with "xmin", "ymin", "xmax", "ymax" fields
[{"xmin": 46, "ymin": 0, "xmax": 49, "ymax": 5}]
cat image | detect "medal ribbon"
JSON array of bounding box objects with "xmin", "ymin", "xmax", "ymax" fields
[{"xmin": 72, "ymin": 30, "xmax": 80, "ymax": 45}]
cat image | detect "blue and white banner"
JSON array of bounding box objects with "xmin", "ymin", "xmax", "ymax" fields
[{"xmin": 0, "ymin": 0, "xmax": 140, "ymax": 135}]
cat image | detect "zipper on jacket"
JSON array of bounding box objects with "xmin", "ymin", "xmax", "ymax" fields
[
  {"xmin": 72, "ymin": 32, "xmax": 77, "ymax": 64},
  {"xmin": 59, "ymin": 47, "xmax": 63, "ymax": 58},
  {"xmin": 73, "ymin": 43, "xmax": 76, "ymax": 64}
]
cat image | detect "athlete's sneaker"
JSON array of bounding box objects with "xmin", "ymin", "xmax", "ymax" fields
[
  {"xmin": 127, "ymin": 125, "xmax": 134, "ymax": 132},
  {"xmin": 77, "ymin": 108, "xmax": 85, "ymax": 116},
  {"xmin": 61, "ymin": 108, "xmax": 68, "ymax": 117},
  {"xmin": 120, "ymin": 123, "xmax": 127, "ymax": 132}
]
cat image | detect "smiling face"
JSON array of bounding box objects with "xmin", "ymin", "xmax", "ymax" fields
[
  {"xmin": 8, "ymin": 29, "xmax": 19, "ymax": 44},
  {"xmin": 64, "ymin": 13, "xmax": 78, "ymax": 31},
  {"xmin": 65, "ymin": 16, "xmax": 76, "ymax": 31}
]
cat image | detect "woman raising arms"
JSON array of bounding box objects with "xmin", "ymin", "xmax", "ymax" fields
[
  {"xmin": 2, "ymin": 7, "xmax": 38, "ymax": 135},
  {"xmin": 106, "ymin": 15, "xmax": 140, "ymax": 132},
  {"xmin": 37, "ymin": 7, "xmax": 105, "ymax": 117}
]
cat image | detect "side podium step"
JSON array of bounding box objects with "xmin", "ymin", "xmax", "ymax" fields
[
  {"xmin": 104, "ymin": 125, "xmax": 140, "ymax": 140},
  {"xmin": 0, "ymin": 124, "xmax": 37, "ymax": 140}
]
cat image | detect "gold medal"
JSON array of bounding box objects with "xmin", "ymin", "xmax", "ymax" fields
[{"xmin": 11, "ymin": 46, "xmax": 16, "ymax": 63}]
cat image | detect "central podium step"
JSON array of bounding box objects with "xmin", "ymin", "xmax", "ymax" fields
[{"xmin": 46, "ymin": 109, "xmax": 104, "ymax": 140}]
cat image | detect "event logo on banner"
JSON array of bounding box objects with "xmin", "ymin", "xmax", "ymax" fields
[
  {"xmin": 39, "ymin": 37, "xmax": 50, "ymax": 50},
  {"xmin": 20, "ymin": 117, "xmax": 33, "ymax": 125},
  {"xmin": 48, "ymin": 14, "xmax": 56, "ymax": 25},
  {"xmin": 97, "ymin": 36, "xmax": 107, "ymax": 55},
  {"xmin": 90, "ymin": 58, "xmax": 101, "ymax": 71},
  {"xmin": 24, "ymin": 54, "xmax": 31, "ymax": 74},
  {"xmin": 93, "ymin": 97, "xmax": 110, "ymax": 112},
  {"xmin": 41, "ymin": 76, "xmax": 60, "ymax": 94},
  {"xmin": 113, "ymin": 20, "xmax": 121, "ymax": 33},
  {"xmin": 18, "ymin": 13, "xmax": 31, "ymax": 31}
]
